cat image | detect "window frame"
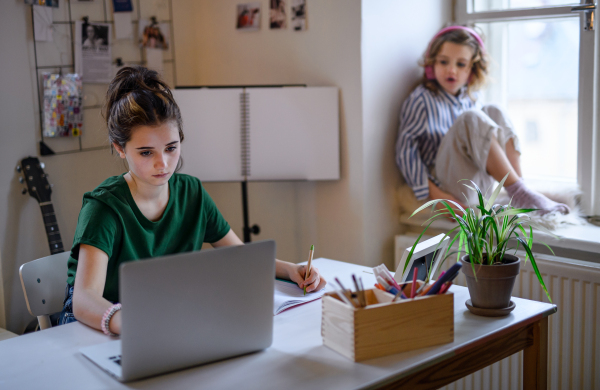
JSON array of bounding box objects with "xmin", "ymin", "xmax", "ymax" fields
[{"xmin": 455, "ymin": 1, "xmax": 598, "ymax": 216}]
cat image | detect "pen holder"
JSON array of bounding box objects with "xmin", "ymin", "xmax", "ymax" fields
[{"xmin": 321, "ymin": 282, "xmax": 454, "ymax": 362}]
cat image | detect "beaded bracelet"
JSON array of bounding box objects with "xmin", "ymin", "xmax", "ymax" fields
[{"xmin": 101, "ymin": 303, "xmax": 122, "ymax": 337}]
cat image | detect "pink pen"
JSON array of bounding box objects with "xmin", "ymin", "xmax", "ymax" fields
[
  {"xmin": 439, "ymin": 282, "xmax": 453, "ymax": 295},
  {"xmin": 410, "ymin": 271, "xmax": 418, "ymax": 298}
]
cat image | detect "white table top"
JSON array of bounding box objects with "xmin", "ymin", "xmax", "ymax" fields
[{"xmin": 0, "ymin": 258, "xmax": 556, "ymax": 389}]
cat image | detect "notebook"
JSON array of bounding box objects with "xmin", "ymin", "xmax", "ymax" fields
[{"xmin": 274, "ymin": 279, "xmax": 325, "ymax": 315}]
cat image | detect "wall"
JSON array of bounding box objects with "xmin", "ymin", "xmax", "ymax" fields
[
  {"xmin": 361, "ymin": 0, "xmax": 451, "ymax": 268},
  {"xmin": 0, "ymin": 0, "xmax": 197, "ymax": 334},
  {"xmin": 188, "ymin": 0, "xmax": 365, "ymax": 266},
  {"xmin": 0, "ymin": 0, "xmax": 450, "ymax": 333}
]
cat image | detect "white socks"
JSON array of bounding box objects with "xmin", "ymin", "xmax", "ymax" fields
[{"xmin": 505, "ymin": 179, "xmax": 570, "ymax": 215}]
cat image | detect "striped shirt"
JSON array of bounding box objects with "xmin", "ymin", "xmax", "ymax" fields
[{"xmin": 395, "ymin": 84, "xmax": 480, "ymax": 200}]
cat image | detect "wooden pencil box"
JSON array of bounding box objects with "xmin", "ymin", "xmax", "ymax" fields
[{"xmin": 321, "ymin": 282, "xmax": 454, "ymax": 362}]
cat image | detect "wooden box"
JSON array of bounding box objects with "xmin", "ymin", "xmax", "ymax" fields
[{"xmin": 321, "ymin": 283, "xmax": 454, "ymax": 361}]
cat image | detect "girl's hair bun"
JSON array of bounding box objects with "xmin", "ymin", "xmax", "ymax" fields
[{"xmin": 104, "ymin": 66, "xmax": 184, "ymax": 154}]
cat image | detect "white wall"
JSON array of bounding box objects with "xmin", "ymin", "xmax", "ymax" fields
[
  {"xmin": 0, "ymin": 0, "xmax": 197, "ymax": 334},
  {"xmin": 0, "ymin": 2, "xmax": 125, "ymax": 333},
  {"xmin": 0, "ymin": 0, "xmax": 450, "ymax": 333},
  {"xmin": 187, "ymin": 0, "xmax": 365, "ymax": 266},
  {"xmin": 361, "ymin": 1, "xmax": 451, "ymax": 268}
]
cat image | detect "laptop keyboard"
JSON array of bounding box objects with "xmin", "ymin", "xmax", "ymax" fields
[{"xmin": 109, "ymin": 355, "xmax": 122, "ymax": 366}]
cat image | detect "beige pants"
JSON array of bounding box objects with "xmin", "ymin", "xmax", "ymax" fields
[{"xmin": 432, "ymin": 104, "xmax": 521, "ymax": 205}]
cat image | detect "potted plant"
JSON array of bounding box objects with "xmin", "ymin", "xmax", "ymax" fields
[{"xmin": 403, "ymin": 175, "xmax": 554, "ymax": 316}]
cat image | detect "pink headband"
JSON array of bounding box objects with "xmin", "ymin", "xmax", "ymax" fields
[{"xmin": 424, "ymin": 26, "xmax": 486, "ymax": 80}]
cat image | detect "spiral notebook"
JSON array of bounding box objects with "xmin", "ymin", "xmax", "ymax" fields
[
  {"xmin": 173, "ymin": 86, "xmax": 339, "ymax": 182},
  {"xmin": 274, "ymin": 279, "xmax": 325, "ymax": 315}
]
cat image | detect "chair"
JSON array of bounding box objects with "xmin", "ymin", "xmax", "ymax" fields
[{"xmin": 19, "ymin": 252, "xmax": 70, "ymax": 330}]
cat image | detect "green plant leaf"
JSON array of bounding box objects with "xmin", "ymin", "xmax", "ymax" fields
[
  {"xmin": 485, "ymin": 173, "xmax": 509, "ymax": 211},
  {"xmin": 516, "ymin": 237, "xmax": 552, "ymax": 303}
]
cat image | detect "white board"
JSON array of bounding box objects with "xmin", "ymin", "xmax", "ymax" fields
[
  {"xmin": 249, "ymin": 87, "xmax": 339, "ymax": 181},
  {"xmin": 173, "ymin": 86, "xmax": 339, "ymax": 182},
  {"xmin": 174, "ymin": 88, "xmax": 243, "ymax": 181}
]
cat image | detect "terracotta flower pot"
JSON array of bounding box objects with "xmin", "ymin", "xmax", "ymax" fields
[{"xmin": 460, "ymin": 254, "xmax": 520, "ymax": 311}]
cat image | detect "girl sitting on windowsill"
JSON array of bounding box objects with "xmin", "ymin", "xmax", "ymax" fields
[{"xmin": 395, "ymin": 26, "xmax": 569, "ymax": 215}]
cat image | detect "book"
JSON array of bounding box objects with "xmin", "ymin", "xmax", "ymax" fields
[{"xmin": 274, "ymin": 279, "xmax": 325, "ymax": 315}]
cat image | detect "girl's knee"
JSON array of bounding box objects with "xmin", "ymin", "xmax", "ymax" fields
[
  {"xmin": 482, "ymin": 104, "xmax": 508, "ymax": 123},
  {"xmin": 453, "ymin": 109, "xmax": 490, "ymax": 133},
  {"xmin": 457, "ymin": 109, "xmax": 487, "ymax": 123}
]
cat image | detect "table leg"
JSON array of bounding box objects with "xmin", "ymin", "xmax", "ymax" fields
[{"xmin": 523, "ymin": 316, "xmax": 548, "ymax": 390}]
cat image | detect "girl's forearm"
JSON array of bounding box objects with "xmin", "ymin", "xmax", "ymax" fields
[
  {"xmin": 73, "ymin": 287, "xmax": 120, "ymax": 334},
  {"xmin": 275, "ymin": 259, "xmax": 298, "ymax": 280}
]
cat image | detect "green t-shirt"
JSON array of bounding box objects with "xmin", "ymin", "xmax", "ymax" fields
[{"xmin": 66, "ymin": 173, "xmax": 230, "ymax": 302}]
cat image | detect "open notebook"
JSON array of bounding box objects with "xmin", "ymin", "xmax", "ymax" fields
[{"xmin": 274, "ymin": 279, "xmax": 325, "ymax": 315}]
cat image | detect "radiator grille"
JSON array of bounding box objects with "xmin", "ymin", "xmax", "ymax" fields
[{"xmin": 438, "ymin": 254, "xmax": 600, "ymax": 390}]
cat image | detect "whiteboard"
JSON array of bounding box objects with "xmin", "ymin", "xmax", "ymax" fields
[
  {"xmin": 173, "ymin": 86, "xmax": 339, "ymax": 182},
  {"xmin": 175, "ymin": 88, "xmax": 243, "ymax": 181}
]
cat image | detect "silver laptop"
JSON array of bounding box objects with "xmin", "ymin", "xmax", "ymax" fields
[{"xmin": 80, "ymin": 240, "xmax": 276, "ymax": 382}]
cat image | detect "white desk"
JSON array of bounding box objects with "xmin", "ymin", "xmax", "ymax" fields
[{"xmin": 0, "ymin": 258, "xmax": 556, "ymax": 389}]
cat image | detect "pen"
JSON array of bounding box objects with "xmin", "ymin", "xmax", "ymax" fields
[
  {"xmin": 438, "ymin": 282, "xmax": 452, "ymax": 295},
  {"xmin": 333, "ymin": 288, "xmax": 356, "ymax": 307},
  {"xmin": 410, "ymin": 271, "xmax": 418, "ymax": 298},
  {"xmin": 376, "ymin": 276, "xmax": 391, "ymax": 291},
  {"xmin": 417, "ymin": 270, "xmax": 445, "ymax": 296},
  {"xmin": 304, "ymin": 245, "xmax": 314, "ymax": 296},
  {"xmin": 425, "ymin": 262, "xmax": 462, "ymax": 296},
  {"xmin": 335, "ymin": 277, "xmax": 356, "ymax": 304},
  {"xmin": 381, "ymin": 265, "xmax": 401, "ymax": 290},
  {"xmin": 351, "ymin": 274, "xmax": 365, "ymax": 307}
]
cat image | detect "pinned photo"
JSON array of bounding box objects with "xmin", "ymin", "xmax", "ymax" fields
[
  {"xmin": 291, "ymin": 0, "xmax": 307, "ymax": 31},
  {"xmin": 269, "ymin": 0, "xmax": 286, "ymax": 29},
  {"xmin": 75, "ymin": 20, "xmax": 112, "ymax": 83},
  {"xmin": 237, "ymin": 3, "xmax": 261, "ymax": 31},
  {"xmin": 82, "ymin": 22, "xmax": 109, "ymax": 51},
  {"xmin": 139, "ymin": 19, "xmax": 169, "ymax": 50}
]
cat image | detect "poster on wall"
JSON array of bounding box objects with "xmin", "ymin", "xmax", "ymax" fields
[
  {"xmin": 291, "ymin": 0, "xmax": 307, "ymax": 31},
  {"xmin": 42, "ymin": 73, "xmax": 83, "ymax": 137},
  {"xmin": 269, "ymin": 0, "xmax": 286, "ymax": 29},
  {"xmin": 75, "ymin": 20, "xmax": 112, "ymax": 83},
  {"xmin": 236, "ymin": 3, "xmax": 261, "ymax": 31}
]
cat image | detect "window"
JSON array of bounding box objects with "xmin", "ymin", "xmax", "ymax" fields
[{"xmin": 456, "ymin": 1, "xmax": 598, "ymax": 215}]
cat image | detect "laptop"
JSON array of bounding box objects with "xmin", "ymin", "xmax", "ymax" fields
[{"xmin": 80, "ymin": 240, "xmax": 276, "ymax": 382}]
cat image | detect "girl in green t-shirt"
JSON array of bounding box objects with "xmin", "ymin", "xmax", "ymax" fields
[{"xmin": 61, "ymin": 66, "xmax": 326, "ymax": 336}]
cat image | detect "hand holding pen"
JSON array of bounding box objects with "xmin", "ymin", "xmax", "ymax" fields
[
  {"xmin": 304, "ymin": 245, "xmax": 314, "ymax": 296},
  {"xmin": 292, "ymin": 245, "xmax": 326, "ymax": 294}
]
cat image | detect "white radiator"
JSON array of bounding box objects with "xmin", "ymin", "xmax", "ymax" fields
[{"xmin": 395, "ymin": 235, "xmax": 600, "ymax": 390}]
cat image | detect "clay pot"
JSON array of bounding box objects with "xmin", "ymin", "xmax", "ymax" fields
[{"xmin": 460, "ymin": 254, "xmax": 520, "ymax": 310}]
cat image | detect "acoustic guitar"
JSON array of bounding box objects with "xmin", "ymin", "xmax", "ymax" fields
[{"xmin": 17, "ymin": 156, "xmax": 64, "ymax": 255}]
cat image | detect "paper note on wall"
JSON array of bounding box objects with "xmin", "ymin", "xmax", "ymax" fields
[
  {"xmin": 33, "ymin": 5, "xmax": 53, "ymax": 42},
  {"xmin": 113, "ymin": 12, "xmax": 133, "ymax": 40}
]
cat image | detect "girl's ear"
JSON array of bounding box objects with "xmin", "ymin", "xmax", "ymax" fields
[{"xmin": 113, "ymin": 143, "xmax": 126, "ymax": 158}]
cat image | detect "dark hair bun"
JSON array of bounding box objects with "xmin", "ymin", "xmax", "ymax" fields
[{"xmin": 104, "ymin": 66, "xmax": 184, "ymax": 150}]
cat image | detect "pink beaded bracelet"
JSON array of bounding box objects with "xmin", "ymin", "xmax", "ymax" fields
[{"xmin": 101, "ymin": 303, "xmax": 121, "ymax": 337}]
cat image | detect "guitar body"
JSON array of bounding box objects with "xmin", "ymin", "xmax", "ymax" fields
[{"xmin": 18, "ymin": 157, "xmax": 64, "ymax": 255}]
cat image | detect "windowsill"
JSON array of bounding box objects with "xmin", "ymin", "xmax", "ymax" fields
[{"xmin": 399, "ymin": 214, "xmax": 600, "ymax": 262}]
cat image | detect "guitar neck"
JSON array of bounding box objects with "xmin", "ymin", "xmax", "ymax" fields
[{"xmin": 40, "ymin": 203, "xmax": 64, "ymax": 255}]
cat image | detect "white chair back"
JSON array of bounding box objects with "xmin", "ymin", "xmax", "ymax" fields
[{"xmin": 19, "ymin": 252, "xmax": 70, "ymax": 330}]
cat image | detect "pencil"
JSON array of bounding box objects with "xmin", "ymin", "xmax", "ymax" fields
[
  {"xmin": 410, "ymin": 271, "xmax": 418, "ymax": 298},
  {"xmin": 304, "ymin": 245, "xmax": 314, "ymax": 296}
]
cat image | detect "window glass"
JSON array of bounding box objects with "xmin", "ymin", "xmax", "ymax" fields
[
  {"xmin": 476, "ymin": 18, "xmax": 579, "ymax": 182},
  {"xmin": 474, "ymin": 0, "xmax": 577, "ymax": 12}
]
